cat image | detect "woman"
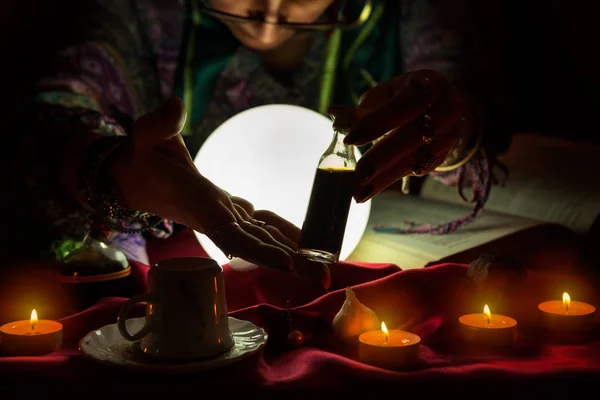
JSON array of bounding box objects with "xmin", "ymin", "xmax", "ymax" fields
[{"xmin": 5, "ymin": 0, "xmax": 506, "ymax": 273}]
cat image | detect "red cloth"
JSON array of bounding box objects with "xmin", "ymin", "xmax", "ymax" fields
[{"xmin": 1, "ymin": 230, "xmax": 599, "ymax": 396}]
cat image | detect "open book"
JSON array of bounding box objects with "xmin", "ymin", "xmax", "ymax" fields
[{"xmin": 348, "ymin": 134, "xmax": 600, "ymax": 269}]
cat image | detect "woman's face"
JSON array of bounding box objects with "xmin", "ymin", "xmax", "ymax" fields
[{"xmin": 209, "ymin": 0, "xmax": 335, "ymax": 50}]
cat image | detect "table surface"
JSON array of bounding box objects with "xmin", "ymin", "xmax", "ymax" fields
[{"xmin": 1, "ymin": 228, "xmax": 599, "ymax": 396}]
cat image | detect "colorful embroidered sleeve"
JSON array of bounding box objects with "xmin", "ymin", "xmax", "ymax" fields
[{"xmin": 33, "ymin": 40, "xmax": 173, "ymax": 244}]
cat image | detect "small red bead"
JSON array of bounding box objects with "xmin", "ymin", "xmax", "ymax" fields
[{"xmin": 286, "ymin": 330, "xmax": 304, "ymax": 347}]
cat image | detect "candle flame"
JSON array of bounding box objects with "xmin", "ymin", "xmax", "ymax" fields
[
  {"xmin": 483, "ymin": 305, "xmax": 491, "ymax": 325},
  {"xmin": 563, "ymin": 292, "xmax": 571, "ymax": 312},
  {"xmin": 30, "ymin": 309, "xmax": 38, "ymax": 330},
  {"xmin": 381, "ymin": 321, "xmax": 389, "ymax": 343}
]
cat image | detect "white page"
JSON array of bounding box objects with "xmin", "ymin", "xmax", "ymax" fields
[
  {"xmin": 420, "ymin": 134, "xmax": 600, "ymax": 234},
  {"xmin": 348, "ymin": 191, "xmax": 540, "ymax": 269}
]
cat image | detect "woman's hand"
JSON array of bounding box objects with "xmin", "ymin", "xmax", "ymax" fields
[
  {"xmin": 108, "ymin": 97, "xmax": 300, "ymax": 271},
  {"xmin": 329, "ymin": 69, "xmax": 474, "ymax": 203}
]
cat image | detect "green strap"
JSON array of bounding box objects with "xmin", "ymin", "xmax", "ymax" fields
[
  {"xmin": 317, "ymin": 27, "xmax": 343, "ymax": 115},
  {"xmin": 342, "ymin": 2, "xmax": 384, "ymax": 102},
  {"xmin": 318, "ymin": 2, "xmax": 384, "ymax": 114},
  {"xmin": 181, "ymin": 1, "xmax": 201, "ymax": 135}
]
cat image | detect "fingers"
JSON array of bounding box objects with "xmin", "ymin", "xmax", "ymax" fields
[
  {"xmin": 232, "ymin": 203, "xmax": 252, "ymax": 221},
  {"xmin": 217, "ymin": 202, "xmax": 297, "ymax": 267},
  {"xmin": 263, "ymin": 225, "xmax": 298, "ymax": 250},
  {"xmin": 344, "ymin": 70, "xmax": 450, "ymax": 146},
  {"xmin": 229, "ymin": 196, "xmax": 298, "ymax": 252},
  {"xmin": 200, "ymin": 192, "xmax": 299, "ymax": 270},
  {"xmin": 354, "ymin": 90, "xmax": 463, "ymax": 184},
  {"xmin": 254, "ymin": 210, "xmax": 301, "ymax": 243},
  {"xmin": 327, "ymin": 105, "xmax": 362, "ymax": 119},
  {"xmin": 356, "ymin": 75, "xmax": 408, "ymax": 112},
  {"xmin": 230, "ymin": 196, "xmax": 255, "ymax": 217},
  {"xmin": 238, "ymin": 221, "xmax": 296, "ymax": 256},
  {"xmin": 327, "ymin": 105, "xmax": 363, "ymax": 130},
  {"xmin": 214, "ymin": 224, "xmax": 293, "ymax": 270},
  {"xmin": 133, "ymin": 96, "xmax": 187, "ymax": 145},
  {"xmin": 353, "ymin": 119, "xmax": 462, "ymax": 203}
]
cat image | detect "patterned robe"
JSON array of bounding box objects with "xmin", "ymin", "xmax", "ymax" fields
[{"xmin": 3, "ymin": 0, "xmax": 502, "ymax": 263}]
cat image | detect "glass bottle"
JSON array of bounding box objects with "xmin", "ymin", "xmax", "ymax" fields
[
  {"xmin": 59, "ymin": 224, "xmax": 133, "ymax": 312},
  {"xmin": 297, "ymin": 116, "xmax": 357, "ymax": 264}
]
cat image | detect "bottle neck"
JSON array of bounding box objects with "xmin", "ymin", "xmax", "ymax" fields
[
  {"xmin": 318, "ymin": 128, "xmax": 356, "ymax": 170},
  {"xmin": 330, "ymin": 128, "xmax": 351, "ymax": 154}
]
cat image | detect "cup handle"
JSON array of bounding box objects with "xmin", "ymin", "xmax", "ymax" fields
[{"xmin": 117, "ymin": 293, "xmax": 154, "ymax": 341}]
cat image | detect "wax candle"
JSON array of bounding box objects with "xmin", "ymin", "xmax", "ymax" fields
[
  {"xmin": 358, "ymin": 322, "xmax": 421, "ymax": 369},
  {"xmin": 459, "ymin": 304, "xmax": 517, "ymax": 346},
  {"xmin": 0, "ymin": 309, "xmax": 63, "ymax": 356},
  {"xmin": 538, "ymin": 292, "xmax": 596, "ymax": 332}
]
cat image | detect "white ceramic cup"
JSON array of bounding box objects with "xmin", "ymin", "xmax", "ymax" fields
[{"xmin": 117, "ymin": 257, "xmax": 234, "ymax": 360}]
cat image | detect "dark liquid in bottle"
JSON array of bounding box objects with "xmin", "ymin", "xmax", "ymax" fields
[{"xmin": 299, "ymin": 168, "xmax": 355, "ymax": 261}]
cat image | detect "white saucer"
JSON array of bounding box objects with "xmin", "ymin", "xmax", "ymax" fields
[{"xmin": 79, "ymin": 317, "xmax": 268, "ymax": 374}]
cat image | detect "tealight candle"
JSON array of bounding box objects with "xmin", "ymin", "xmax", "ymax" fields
[
  {"xmin": 538, "ymin": 292, "xmax": 596, "ymax": 332},
  {"xmin": 358, "ymin": 321, "xmax": 421, "ymax": 369},
  {"xmin": 0, "ymin": 309, "xmax": 63, "ymax": 356},
  {"xmin": 459, "ymin": 305, "xmax": 517, "ymax": 346}
]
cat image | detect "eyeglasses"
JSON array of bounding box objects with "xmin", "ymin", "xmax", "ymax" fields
[{"xmin": 196, "ymin": 0, "xmax": 373, "ymax": 31}]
